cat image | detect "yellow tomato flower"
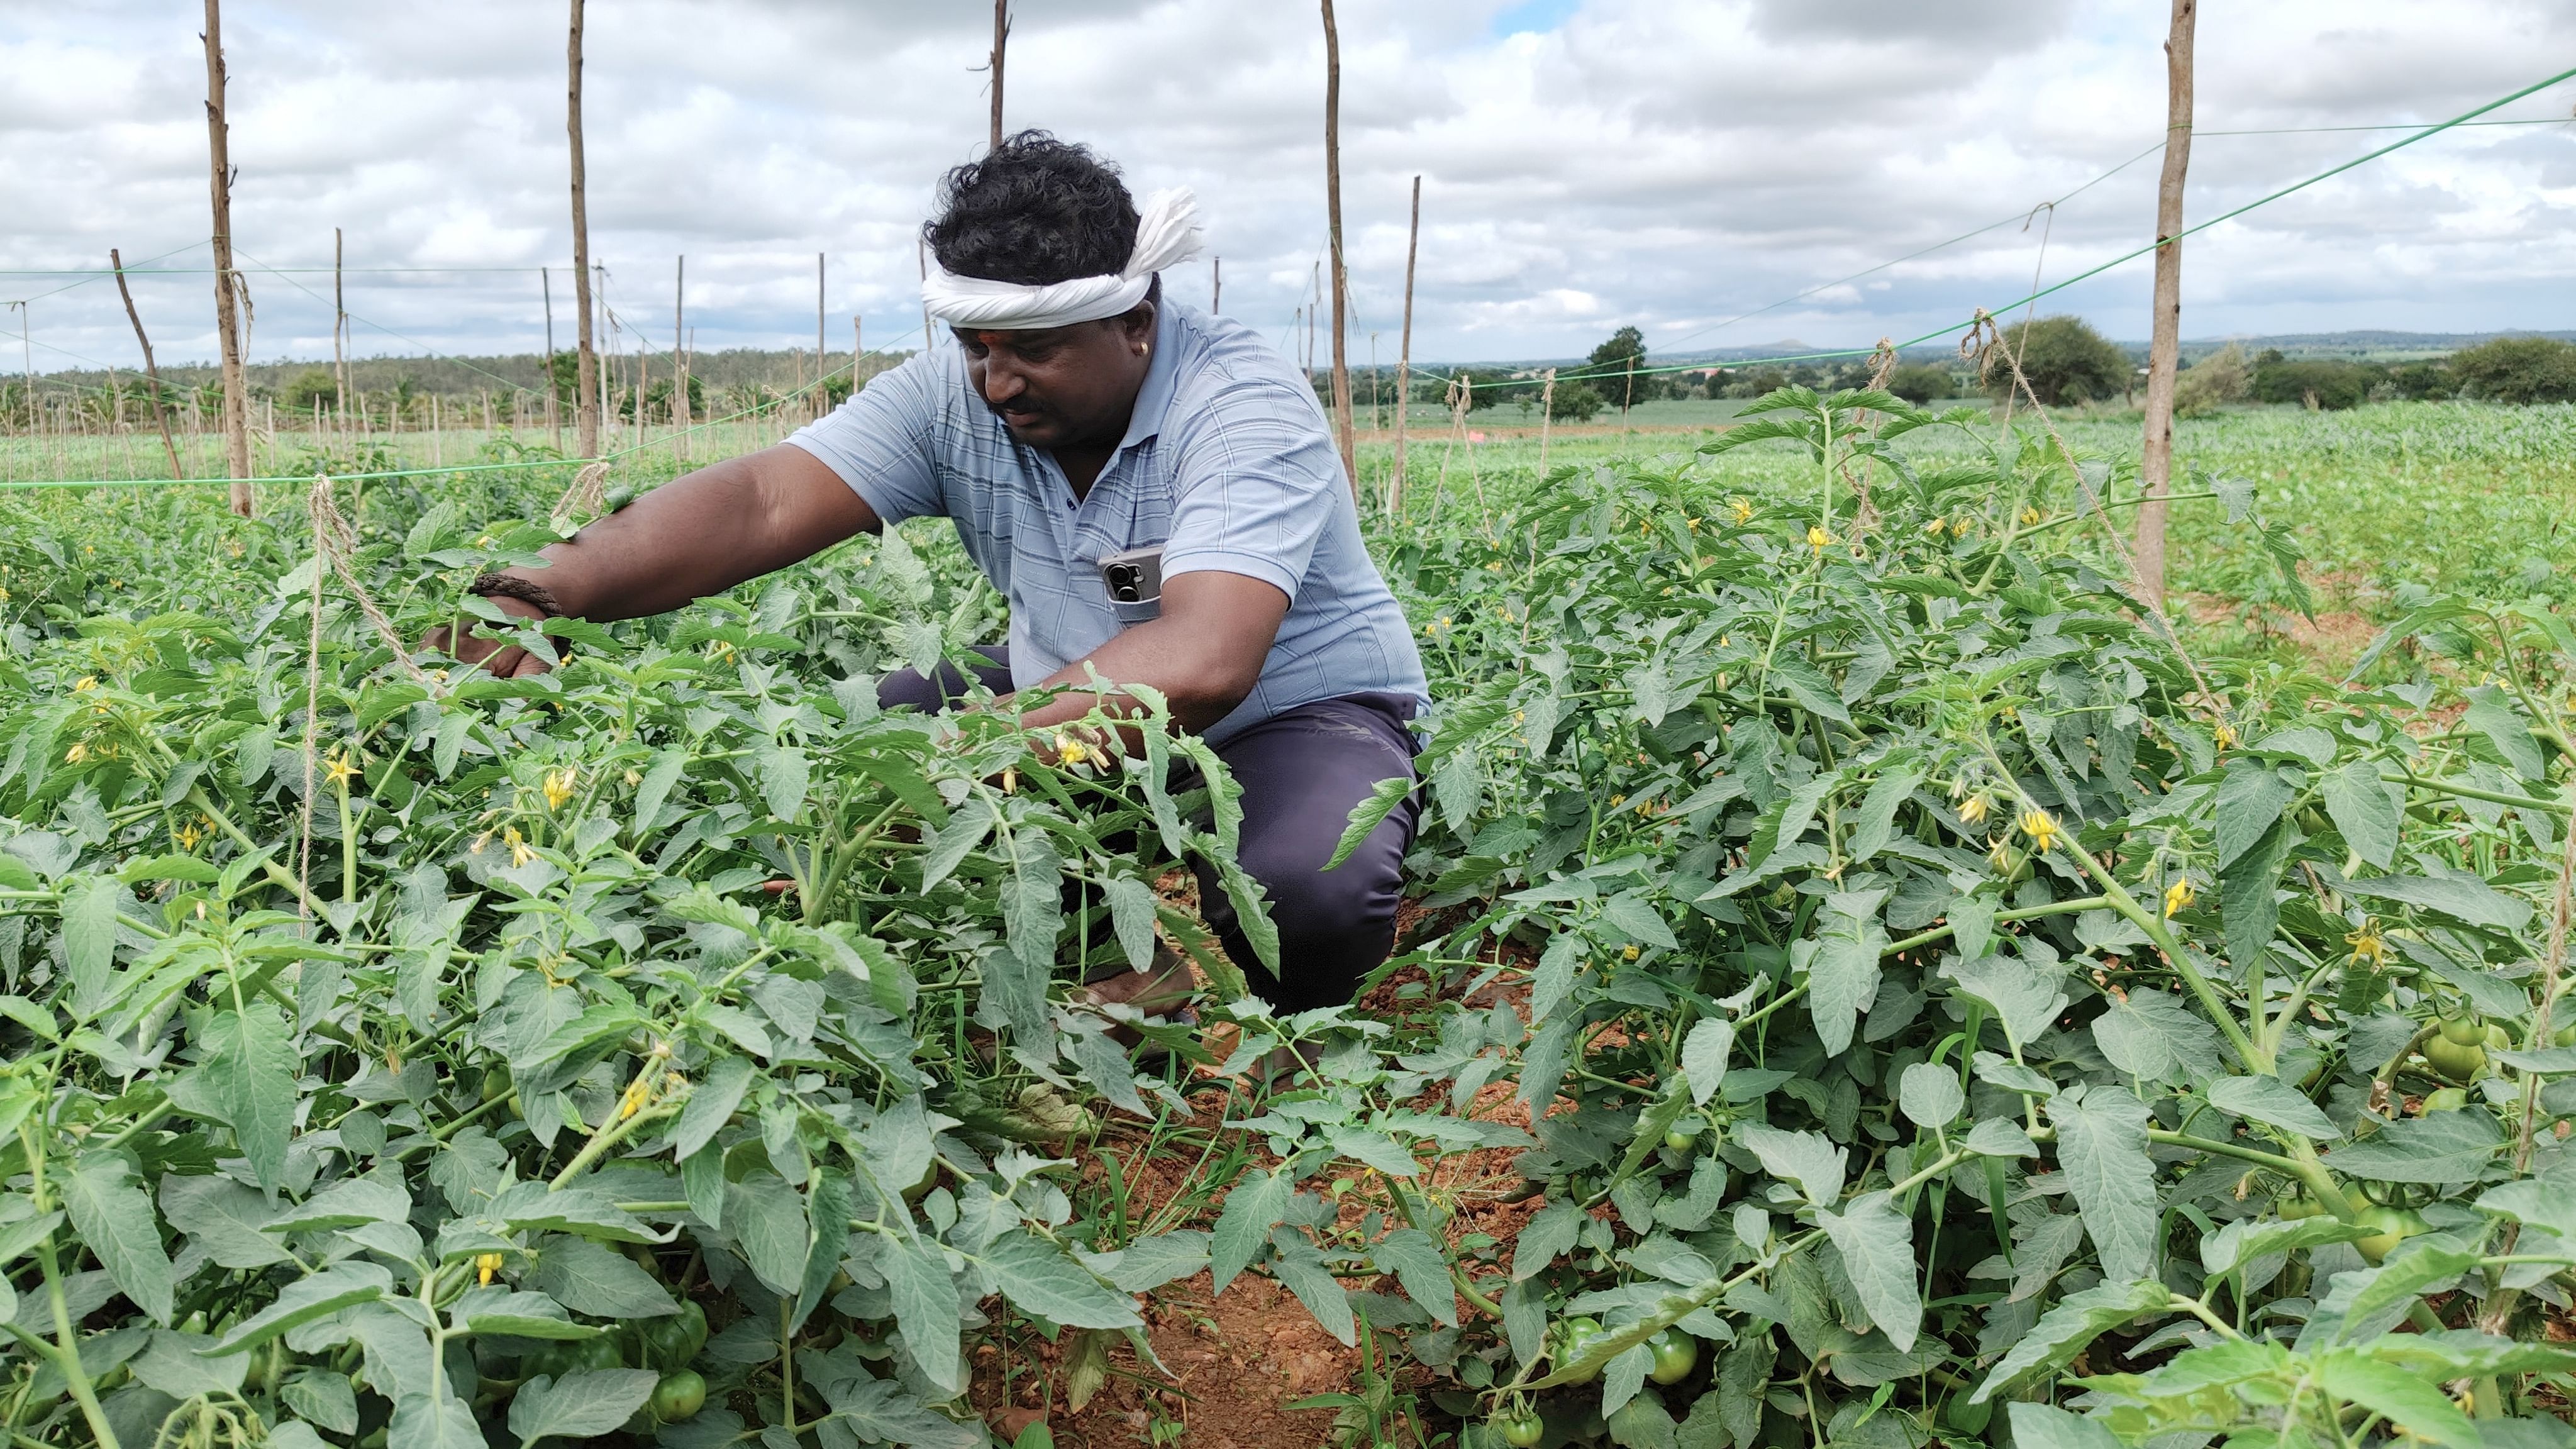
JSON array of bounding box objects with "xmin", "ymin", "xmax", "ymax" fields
[
  {"xmin": 2019, "ymin": 809, "xmax": 2062, "ymax": 853},
  {"xmin": 1622, "ymin": 944, "xmax": 1641, "ymax": 962},
  {"xmin": 73, "ymin": 676, "xmax": 98, "ymax": 692},
  {"xmin": 2213, "ymin": 721, "xmax": 2238, "ymax": 749},
  {"xmin": 504, "ymin": 827, "xmax": 534, "ymax": 868},
  {"xmin": 618, "ymin": 1077, "xmax": 652, "ymax": 1119},
  {"xmin": 541, "ymin": 766, "xmax": 578, "ymax": 811},
  {"xmin": 2163, "ymin": 879, "xmax": 2196, "ymax": 918},
  {"xmin": 326, "ymin": 751, "xmax": 360, "ymax": 786},
  {"xmin": 2346, "ymin": 921, "xmax": 2387, "ymax": 969},
  {"xmin": 1731, "ymin": 498, "xmax": 1754, "ymax": 524},
  {"xmin": 1923, "ymin": 518, "xmax": 1946, "ymax": 536},
  {"xmin": 476, "ymin": 1252, "xmax": 502, "ymax": 1286},
  {"xmin": 65, "ymin": 743, "xmax": 89, "ymax": 763},
  {"xmin": 2020, "ymin": 506, "xmax": 2043, "ymax": 526},
  {"xmin": 1055, "ymin": 735, "xmax": 1090, "ymax": 767},
  {"xmin": 1958, "ymin": 794, "xmax": 1989, "ymax": 825},
  {"xmin": 622, "ymin": 769, "xmax": 641, "ymax": 787}
]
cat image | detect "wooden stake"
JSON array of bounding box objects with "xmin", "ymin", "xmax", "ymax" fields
[
  {"xmin": 543, "ymin": 265, "xmax": 562, "ymax": 450},
  {"xmin": 1539, "ymin": 366, "xmax": 1557, "ymax": 476},
  {"xmin": 1211, "ymin": 256, "xmax": 1221, "ymax": 314},
  {"xmin": 2135, "ymin": 0, "xmax": 2196, "ymax": 608},
  {"xmin": 203, "ymin": 0, "xmax": 252, "ymax": 513},
  {"xmin": 989, "ymin": 1, "xmax": 1010, "ymax": 150},
  {"xmin": 1320, "ymin": 0, "xmax": 1355, "ymax": 494},
  {"xmin": 816, "ymin": 252, "xmax": 826, "ymax": 411},
  {"xmin": 568, "ymin": 0, "xmax": 600, "ymax": 459},
  {"xmin": 110, "ymin": 248, "xmax": 184, "ymax": 479},
  {"xmin": 673, "ymin": 254, "xmax": 691, "ymax": 462},
  {"xmin": 1390, "ymin": 174, "xmax": 1419, "ymax": 514}
]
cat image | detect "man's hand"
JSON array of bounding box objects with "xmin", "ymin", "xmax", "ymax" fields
[
  {"xmin": 425, "ymin": 596, "xmax": 556, "ymax": 679},
  {"xmin": 1013, "ymin": 570, "xmax": 1291, "ymax": 737},
  {"xmin": 413, "ymin": 444, "xmax": 878, "ymax": 675}
]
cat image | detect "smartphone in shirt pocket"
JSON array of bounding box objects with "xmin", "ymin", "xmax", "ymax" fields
[{"xmin": 1100, "ymin": 545, "xmax": 1163, "ymax": 624}]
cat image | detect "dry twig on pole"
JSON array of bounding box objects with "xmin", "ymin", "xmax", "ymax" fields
[
  {"xmin": 110, "ymin": 249, "xmax": 184, "ymax": 480},
  {"xmin": 1391, "ymin": 175, "xmax": 1420, "ymax": 516}
]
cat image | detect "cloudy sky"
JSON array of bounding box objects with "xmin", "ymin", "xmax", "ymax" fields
[{"xmin": 6, "ymin": 0, "xmax": 2574, "ymax": 376}]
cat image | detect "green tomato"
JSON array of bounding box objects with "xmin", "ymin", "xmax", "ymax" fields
[
  {"xmin": 1646, "ymin": 1329, "xmax": 1698, "ymax": 1385},
  {"xmin": 640, "ymin": 1301, "xmax": 708, "ymax": 1372},
  {"xmin": 2275, "ymin": 1192, "xmax": 2323, "ymax": 1221},
  {"xmin": 1551, "ymin": 1316, "xmax": 1605, "ymax": 1384},
  {"xmin": 482, "ymin": 1065, "xmax": 513, "ymax": 1101},
  {"xmin": 2554, "ymin": 1021, "xmax": 2576, "ymax": 1048},
  {"xmin": 650, "ymin": 1370, "xmax": 707, "ymax": 1423},
  {"xmin": 2352, "ymin": 1205, "xmax": 2428, "ymax": 1264},
  {"xmin": 2437, "ymin": 1016, "xmax": 2485, "ymax": 1046},
  {"xmin": 2419, "ymin": 1087, "xmax": 2470, "ymax": 1114},
  {"xmin": 570, "ymin": 1333, "xmax": 626, "ymax": 1373},
  {"xmin": 1492, "ymin": 1408, "xmax": 1546, "ymax": 1448},
  {"xmin": 2486, "ymin": 1024, "xmax": 2514, "ymax": 1051},
  {"xmin": 2422, "ymin": 1035, "xmax": 2487, "ymax": 1082},
  {"xmin": 1663, "ymin": 1128, "xmax": 1697, "ymax": 1153}
]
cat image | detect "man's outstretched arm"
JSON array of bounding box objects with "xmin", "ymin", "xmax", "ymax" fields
[{"xmin": 433, "ymin": 443, "xmax": 879, "ymax": 676}]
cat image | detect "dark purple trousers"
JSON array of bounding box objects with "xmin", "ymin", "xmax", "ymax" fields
[{"xmin": 878, "ymin": 648, "xmax": 1421, "ymax": 1011}]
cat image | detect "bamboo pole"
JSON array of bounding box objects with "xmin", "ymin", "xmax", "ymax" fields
[
  {"xmin": 918, "ymin": 238, "xmax": 935, "ymax": 357},
  {"xmin": 110, "ymin": 249, "xmax": 184, "ymax": 479},
  {"xmin": 989, "ymin": 1, "xmax": 1010, "ymax": 150},
  {"xmin": 1390, "ymin": 174, "xmax": 1419, "ymax": 514},
  {"xmin": 568, "ymin": 0, "xmax": 600, "ymax": 460},
  {"xmin": 816, "ymin": 252, "xmax": 826, "ymax": 415},
  {"xmin": 2135, "ymin": 0, "xmax": 2196, "ymax": 608},
  {"xmin": 333, "ymin": 227, "xmax": 350, "ymax": 442},
  {"xmin": 203, "ymin": 0, "xmax": 252, "ymax": 513},
  {"xmin": 543, "ymin": 265, "xmax": 562, "ymax": 450},
  {"xmin": 1320, "ymin": 0, "xmax": 1355, "ymax": 494}
]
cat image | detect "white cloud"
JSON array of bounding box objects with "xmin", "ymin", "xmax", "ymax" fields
[{"xmin": 4, "ymin": 0, "xmax": 2573, "ymax": 377}]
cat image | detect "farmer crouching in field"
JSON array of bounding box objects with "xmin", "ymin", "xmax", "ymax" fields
[{"xmin": 431, "ymin": 131, "xmax": 1430, "ymax": 1022}]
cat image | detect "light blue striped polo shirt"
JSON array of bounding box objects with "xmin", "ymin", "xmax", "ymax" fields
[{"xmin": 787, "ymin": 299, "xmax": 1428, "ymax": 745}]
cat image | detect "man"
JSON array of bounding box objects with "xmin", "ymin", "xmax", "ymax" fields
[{"xmin": 440, "ymin": 133, "xmax": 1428, "ymax": 1014}]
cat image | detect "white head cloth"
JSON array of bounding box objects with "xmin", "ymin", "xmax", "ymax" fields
[{"xmin": 921, "ymin": 186, "xmax": 1204, "ymax": 331}]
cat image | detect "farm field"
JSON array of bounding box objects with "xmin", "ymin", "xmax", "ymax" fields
[{"xmin": 3, "ymin": 387, "xmax": 2575, "ymax": 1449}]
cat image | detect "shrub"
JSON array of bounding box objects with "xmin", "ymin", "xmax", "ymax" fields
[
  {"xmin": 1884, "ymin": 363, "xmax": 1954, "ymax": 404},
  {"xmin": 1548, "ymin": 379, "xmax": 1604, "ymax": 421},
  {"xmin": 2447, "ymin": 335, "xmax": 2576, "ymax": 404},
  {"xmin": 2252, "ymin": 357, "xmax": 2380, "ymax": 411},
  {"xmin": 1986, "ymin": 316, "xmax": 2129, "ymax": 406},
  {"xmin": 2384, "ymin": 360, "xmax": 2453, "ymax": 401},
  {"xmin": 1718, "ymin": 366, "xmax": 1789, "ymax": 399},
  {"xmin": 279, "ymin": 366, "xmax": 341, "ymax": 413},
  {"xmin": 2172, "ymin": 342, "xmax": 2251, "ymax": 418}
]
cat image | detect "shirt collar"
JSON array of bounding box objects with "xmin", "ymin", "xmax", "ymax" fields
[{"xmin": 1115, "ymin": 300, "xmax": 1183, "ymax": 453}]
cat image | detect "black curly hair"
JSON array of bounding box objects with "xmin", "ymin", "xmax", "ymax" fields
[{"xmin": 924, "ymin": 131, "xmax": 1140, "ymax": 286}]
